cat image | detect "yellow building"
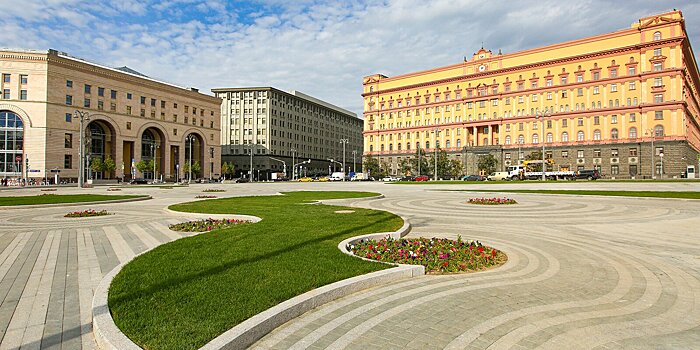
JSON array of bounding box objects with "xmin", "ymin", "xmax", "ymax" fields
[
  {"xmin": 362, "ymin": 10, "xmax": 700, "ymax": 179},
  {"xmin": 0, "ymin": 49, "xmax": 221, "ymax": 184}
]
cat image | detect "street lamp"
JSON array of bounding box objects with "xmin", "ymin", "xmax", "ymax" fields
[
  {"xmin": 645, "ymin": 128, "xmax": 655, "ymax": 179},
  {"xmin": 352, "ymin": 150, "xmax": 357, "ymax": 173},
  {"xmin": 535, "ymin": 111, "xmax": 551, "ymax": 181},
  {"xmin": 340, "ymin": 139, "xmax": 348, "ymax": 181},
  {"xmin": 186, "ymin": 134, "xmax": 195, "ymax": 183},
  {"xmin": 433, "ymin": 127, "xmax": 440, "ymax": 181},
  {"xmin": 659, "ymin": 151, "xmax": 664, "ymax": 179},
  {"xmin": 291, "ymin": 148, "xmax": 296, "ymax": 180},
  {"xmin": 269, "ymin": 157, "xmax": 287, "ymax": 178},
  {"xmin": 150, "ymin": 143, "xmax": 160, "ymax": 183},
  {"xmin": 74, "ymin": 110, "xmax": 90, "ymax": 188},
  {"xmin": 294, "ymin": 159, "xmax": 310, "ymax": 178},
  {"xmin": 247, "ymin": 143, "xmax": 257, "ymax": 182}
]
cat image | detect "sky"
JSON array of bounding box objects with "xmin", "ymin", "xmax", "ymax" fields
[{"xmin": 2, "ymin": 0, "xmax": 700, "ymax": 116}]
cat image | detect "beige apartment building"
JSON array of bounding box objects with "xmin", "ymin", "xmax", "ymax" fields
[
  {"xmin": 0, "ymin": 48, "xmax": 221, "ymax": 183},
  {"xmin": 213, "ymin": 87, "xmax": 363, "ymax": 179}
]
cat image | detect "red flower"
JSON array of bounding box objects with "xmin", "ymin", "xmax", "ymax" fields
[
  {"xmin": 443, "ymin": 262, "xmax": 448, "ymax": 267},
  {"xmin": 478, "ymin": 246, "xmax": 484, "ymax": 253}
]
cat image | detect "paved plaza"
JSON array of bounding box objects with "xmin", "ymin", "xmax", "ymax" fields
[{"xmin": 0, "ymin": 182, "xmax": 699, "ymax": 349}]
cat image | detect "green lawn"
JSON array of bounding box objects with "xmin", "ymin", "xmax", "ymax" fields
[
  {"xmin": 108, "ymin": 191, "xmax": 403, "ymax": 350},
  {"xmin": 0, "ymin": 194, "xmax": 147, "ymax": 206},
  {"xmin": 393, "ymin": 179, "xmax": 700, "ymax": 185},
  {"xmin": 459, "ymin": 189, "xmax": 700, "ymax": 199}
]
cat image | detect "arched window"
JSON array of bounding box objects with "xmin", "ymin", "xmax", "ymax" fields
[
  {"xmin": 594, "ymin": 129, "xmax": 601, "ymax": 140},
  {"xmin": 505, "ymin": 135, "xmax": 511, "ymax": 145},
  {"xmin": 0, "ymin": 111, "xmax": 25, "ymax": 175},
  {"xmin": 532, "ymin": 133, "xmax": 539, "ymax": 144},
  {"xmin": 611, "ymin": 128, "xmax": 619, "ymax": 140},
  {"xmin": 369, "ymin": 86, "xmax": 374, "ymax": 92},
  {"xmin": 425, "ymin": 141, "xmax": 430, "ymax": 149},
  {"xmin": 629, "ymin": 127, "xmax": 637, "ymax": 138},
  {"xmin": 446, "ymin": 140, "xmax": 451, "ymax": 148},
  {"xmin": 397, "ymin": 143, "xmax": 402, "ymax": 151},
  {"xmin": 562, "ymin": 132, "xmax": 569, "ymax": 142},
  {"xmin": 415, "ymin": 142, "xmax": 420, "ymax": 150},
  {"xmin": 577, "ymin": 131, "xmax": 585, "ymax": 141},
  {"xmin": 483, "ymin": 138, "xmax": 488, "ymax": 146},
  {"xmin": 389, "ymin": 143, "xmax": 393, "ymax": 151},
  {"xmin": 406, "ymin": 143, "xmax": 411, "ymax": 150},
  {"xmin": 518, "ymin": 135, "xmax": 525, "ymax": 144},
  {"xmin": 546, "ymin": 132, "xmax": 553, "ymax": 143},
  {"xmin": 654, "ymin": 125, "xmax": 664, "ymax": 137},
  {"xmin": 369, "ymin": 145, "xmax": 374, "ymax": 152},
  {"xmin": 653, "ymin": 31, "xmax": 661, "ymax": 41}
]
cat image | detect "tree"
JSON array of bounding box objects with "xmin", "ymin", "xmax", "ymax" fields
[
  {"xmin": 477, "ymin": 154, "xmax": 498, "ymax": 174},
  {"xmin": 102, "ymin": 156, "xmax": 116, "ymax": 178},
  {"xmin": 90, "ymin": 158, "xmax": 103, "ymax": 175},
  {"xmin": 135, "ymin": 159, "xmax": 150, "ymax": 176},
  {"xmin": 363, "ymin": 155, "xmax": 385, "ymax": 178},
  {"xmin": 410, "ymin": 148, "xmax": 429, "ymax": 176},
  {"xmin": 399, "ymin": 158, "xmax": 412, "ymax": 175},
  {"xmin": 426, "ymin": 149, "xmax": 451, "ymax": 178},
  {"xmin": 221, "ymin": 162, "xmax": 235, "ymax": 180},
  {"xmin": 526, "ymin": 151, "xmax": 543, "ymax": 171},
  {"xmin": 448, "ymin": 158, "xmax": 464, "ymax": 177},
  {"xmin": 191, "ymin": 161, "xmax": 202, "ymax": 177}
]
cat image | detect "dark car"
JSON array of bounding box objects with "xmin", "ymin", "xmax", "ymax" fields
[
  {"xmin": 400, "ymin": 176, "xmax": 415, "ymax": 181},
  {"xmin": 575, "ymin": 169, "xmax": 601, "ymax": 180},
  {"xmin": 415, "ymin": 176, "xmax": 430, "ymax": 182},
  {"xmin": 129, "ymin": 178, "xmax": 148, "ymax": 184},
  {"xmin": 462, "ymin": 174, "xmax": 485, "ymax": 181}
]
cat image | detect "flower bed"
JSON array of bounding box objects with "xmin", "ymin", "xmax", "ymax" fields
[
  {"xmin": 195, "ymin": 195, "xmax": 217, "ymax": 199},
  {"xmin": 349, "ymin": 237, "xmax": 506, "ymax": 273},
  {"xmin": 202, "ymin": 189, "xmax": 226, "ymax": 193},
  {"xmin": 169, "ymin": 218, "xmax": 248, "ymax": 232},
  {"xmin": 468, "ymin": 197, "xmax": 518, "ymax": 205},
  {"xmin": 107, "ymin": 188, "xmax": 122, "ymax": 191},
  {"xmin": 64, "ymin": 209, "xmax": 111, "ymax": 218}
]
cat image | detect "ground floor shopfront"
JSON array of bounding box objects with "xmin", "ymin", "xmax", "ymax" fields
[{"xmin": 371, "ymin": 139, "xmax": 700, "ymax": 179}]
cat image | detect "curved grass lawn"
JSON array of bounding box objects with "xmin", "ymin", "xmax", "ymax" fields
[
  {"xmin": 108, "ymin": 191, "xmax": 403, "ymax": 350},
  {"xmin": 462, "ymin": 189, "xmax": 700, "ymax": 199},
  {"xmin": 0, "ymin": 194, "xmax": 146, "ymax": 206}
]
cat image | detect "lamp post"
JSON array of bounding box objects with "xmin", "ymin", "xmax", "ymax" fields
[
  {"xmin": 659, "ymin": 151, "xmax": 664, "ymax": 179},
  {"xmin": 417, "ymin": 144, "xmax": 421, "ymax": 176},
  {"xmin": 247, "ymin": 143, "xmax": 256, "ymax": 182},
  {"xmin": 24, "ymin": 156, "xmax": 28, "ymax": 185},
  {"xmin": 352, "ymin": 150, "xmax": 357, "ymax": 173},
  {"xmin": 433, "ymin": 127, "xmax": 440, "ymax": 181},
  {"xmin": 291, "ymin": 148, "xmax": 296, "ymax": 180},
  {"xmin": 150, "ymin": 143, "xmax": 159, "ymax": 183},
  {"xmin": 645, "ymin": 128, "xmax": 655, "ymax": 179},
  {"xmin": 74, "ymin": 110, "xmax": 90, "ymax": 188},
  {"xmin": 269, "ymin": 157, "xmax": 287, "ymax": 177},
  {"xmin": 340, "ymin": 139, "xmax": 348, "ymax": 181},
  {"xmin": 186, "ymin": 134, "xmax": 195, "ymax": 183},
  {"xmin": 535, "ymin": 111, "xmax": 550, "ymax": 181}
]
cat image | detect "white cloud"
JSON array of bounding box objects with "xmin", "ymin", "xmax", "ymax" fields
[{"xmin": 0, "ymin": 0, "xmax": 699, "ymax": 115}]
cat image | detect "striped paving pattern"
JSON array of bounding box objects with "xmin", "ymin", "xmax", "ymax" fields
[{"xmin": 254, "ymin": 187, "xmax": 700, "ymax": 350}]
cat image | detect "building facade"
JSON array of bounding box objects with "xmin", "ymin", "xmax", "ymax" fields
[
  {"xmin": 214, "ymin": 87, "xmax": 363, "ymax": 179},
  {"xmin": 363, "ymin": 11, "xmax": 700, "ymax": 179},
  {"xmin": 0, "ymin": 49, "xmax": 221, "ymax": 183}
]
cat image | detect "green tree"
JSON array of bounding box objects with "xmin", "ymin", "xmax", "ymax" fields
[
  {"xmin": 363, "ymin": 155, "xmax": 385, "ymax": 178},
  {"xmin": 103, "ymin": 156, "xmax": 116, "ymax": 178},
  {"xmin": 399, "ymin": 158, "xmax": 412, "ymax": 175},
  {"xmin": 90, "ymin": 157, "xmax": 103, "ymax": 174},
  {"xmin": 221, "ymin": 162, "xmax": 235, "ymax": 180},
  {"xmin": 191, "ymin": 161, "xmax": 201, "ymax": 177},
  {"xmin": 477, "ymin": 154, "xmax": 498, "ymax": 174},
  {"xmin": 426, "ymin": 149, "xmax": 452, "ymax": 178},
  {"xmin": 410, "ymin": 148, "xmax": 429, "ymax": 176},
  {"xmin": 448, "ymin": 158, "xmax": 464, "ymax": 177},
  {"xmin": 135, "ymin": 159, "xmax": 150, "ymax": 176},
  {"xmin": 526, "ymin": 151, "xmax": 543, "ymax": 171}
]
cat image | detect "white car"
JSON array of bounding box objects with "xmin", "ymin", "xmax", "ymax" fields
[
  {"xmin": 486, "ymin": 172, "xmax": 509, "ymax": 181},
  {"xmin": 381, "ymin": 176, "xmax": 399, "ymax": 182}
]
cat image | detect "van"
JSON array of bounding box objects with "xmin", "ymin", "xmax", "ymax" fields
[
  {"xmin": 330, "ymin": 172, "xmax": 345, "ymax": 181},
  {"xmin": 487, "ymin": 172, "xmax": 509, "ymax": 181}
]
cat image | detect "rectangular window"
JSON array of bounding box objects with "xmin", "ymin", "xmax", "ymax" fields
[
  {"xmin": 110, "ymin": 90, "xmax": 117, "ymax": 99},
  {"xmin": 98, "ymin": 87, "xmax": 104, "ymax": 97},
  {"xmin": 593, "ymin": 72, "xmax": 600, "ymax": 80},
  {"xmin": 629, "ymin": 113, "xmax": 636, "ymax": 122},
  {"xmin": 578, "ymin": 118, "xmax": 584, "ymax": 126},
  {"xmin": 85, "ymin": 84, "xmax": 91, "ymax": 94},
  {"xmin": 577, "ymin": 88, "xmax": 583, "ymax": 96},
  {"xmin": 173, "ymin": 128, "xmax": 178, "ymax": 135},
  {"xmin": 594, "ymin": 149, "xmax": 601, "ymax": 157},
  {"xmin": 65, "ymin": 113, "xmax": 72, "ymax": 122},
  {"xmin": 655, "ymin": 111, "xmax": 663, "ymax": 120},
  {"xmin": 562, "ymin": 119, "xmax": 568, "ymax": 127},
  {"xmin": 126, "ymin": 92, "xmax": 132, "ymax": 100},
  {"xmin": 654, "ymin": 94, "xmax": 663, "ymax": 103},
  {"xmin": 84, "ymin": 98, "xmax": 90, "ymax": 108},
  {"xmin": 562, "ymin": 150, "xmax": 568, "ymax": 157},
  {"xmin": 19, "ymin": 90, "xmax": 27, "ymax": 100},
  {"xmin": 611, "ymin": 148, "xmax": 619, "ymax": 157},
  {"xmin": 593, "ymin": 86, "xmax": 600, "ymax": 94},
  {"xmin": 161, "ymin": 100, "xmax": 166, "ymax": 108},
  {"xmin": 65, "ymin": 95, "xmax": 73, "ymax": 105},
  {"xmin": 126, "ymin": 106, "xmax": 132, "ymax": 115},
  {"xmin": 578, "ymin": 150, "xmax": 584, "ymax": 158},
  {"xmin": 140, "ymin": 96, "xmax": 146, "ymax": 104},
  {"xmin": 628, "ymin": 66, "xmax": 636, "ymax": 75},
  {"xmin": 630, "ymin": 148, "xmax": 638, "ymax": 156},
  {"xmin": 110, "ymin": 102, "xmax": 116, "ymax": 112},
  {"xmin": 97, "ymin": 100, "xmax": 104, "ymax": 110},
  {"xmin": 126, "ymin": 122, "xmax": 132, "ymax": 130},
  {"xmin": 593, "ymin": 116, "xmax": 600, "ymax": 125},
  {"xmin": 611, "ymin": 115, "xmax": 618, "ymax": 124},
  {"xmin": 151, "ymin": 98, "xmax": 156, "ymax": 107},
  {"xmin": 610, "ymin": 84, "xmax": 617, "ymax": 92},
  {"xmin": 654, "ymin": 77, "xmax": 663, "ymax": 87},
  {"xmin": 653, "ymin": 62, "xmax": 662, "ymax": 72},
  {"xmin": 66, "ymin": 80, "xmax": 72, "ymax": 88},
  {"xmin": 64, "ymin": 133, "xmax": 72, "ymax": 148},
  {"xmin": 654, "ymin": 48, "xmax": 662, "ymax": 56},
  {"xmin": 2, "ymin": 74, "xmax": 9, "ymax": 83},
  {"xmin": 629, "ymin": 81, "xmax": 636, "ymax": 90},
  {"xmin": 611, "ymin": 165, "xmax": 619, "ymax": 175},
  {"xmin": 2, "ymin": 89, "xmax": 9, "ymax": 99},
  {"xmin": 20, "ymin": 75, "xmax": 27, "ymax": 84},
  {"xmin": 610, "ymin": 69, "xmax": 617, "ymax": 78},
  {"xmin": 140, "ymin": 108, "xmax": 145, "ymax": 117},
  {"xmin": 64, "ymin": 155, "xmax": 72, "ymax": 169},
  {"xmin": 577, "ymin": 75, "xmax": 583, "ymax": 83}
]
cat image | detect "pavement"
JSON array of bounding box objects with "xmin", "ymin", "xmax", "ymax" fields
[{"xmin": 0, "ymin": 181, "xmax": 699, "ymax": 349}]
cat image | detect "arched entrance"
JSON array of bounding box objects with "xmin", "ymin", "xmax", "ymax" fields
[
  {"xmin": 184, "ymin": 133, "xmax": 204, "ymax": 181},
  {"xmin": 85, "ymin": 120, "xmax": 116, "ymax": 180},
  {"xmin": 0, "ymin": 111, "xmax": 24, "ymax": 178},
  {"xmin": 141, "ymin": 127, "xmax": 165, "ymax": 181}
]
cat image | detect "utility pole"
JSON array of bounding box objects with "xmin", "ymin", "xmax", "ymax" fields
[{"xmin": 433, "ymin": 127, "xmax": 440, "ymax": 181}]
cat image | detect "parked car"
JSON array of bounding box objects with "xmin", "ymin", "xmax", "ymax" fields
[
  {"xmin": 381, "ymin": 176, "xmax": 400, "ymax": 182},
  {"xmin": 486, "ymin": 172, "xmax": 509, "ymax": 181},
  {"xmin": 462, "ymin": 174, "xmax": 485, "ymax": 181},
  {"xmin": 129, "ymin": 178, "xmax": 148, "ymax": 184},
  {"xmin": 316, "ymin": 176, "xmax": 330, "ymax": 182},
  {"xmin": 415, "ymin": 175, "xmax": 430, "ymax": 182},
  {"xmin": 575, "ymin": 169, "xmax": 601, "ymax": 180},
  {"xmin": 234, "ymin": 178, "xmax": 249, "ymax": 183},
  {"xmin": 297, "ymin": 177, "xmax": 313, "ymax": 182},
  {"xmin": 399, "ymin": 176, "xmax": 415, "ymax": 182}
]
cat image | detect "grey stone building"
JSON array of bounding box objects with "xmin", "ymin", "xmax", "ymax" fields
[{"xmin": 213, "ymin": 87, "xmax": 363, "ymax": 179}]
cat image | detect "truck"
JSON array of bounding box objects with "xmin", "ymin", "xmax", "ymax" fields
[
  {"xmin": 329, "ymin": 172, "xmax": 346, "ymax": 181},
  {"xmin": 270, "ymin": 172, "xmax": 287, "ymax": 181},
  {"xmin": 506, "ymin": 160, "xmax": 576, "ymax": 180},
  {"xmin": 351, "ymin": 172, "xmax": 370, "ymax": 181}
]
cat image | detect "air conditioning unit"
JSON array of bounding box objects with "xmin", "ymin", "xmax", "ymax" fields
[
  {"xmin": 611, "ymin": 158, "xmax": 619, "ymax": 164},
  {"xmin": 505, "ymin": 160, "xmax": 512, "ymax": 166},
  {"xmin": 577, "ymin": 158, "xmax": 585, "ymax": 164},
  {"xmin": 628, "ymin": 157, "xmax": 638, "ymax": 163},
  {"xmin": 593, "ymin": 158, "xmax": 602, "ymax": 164}
]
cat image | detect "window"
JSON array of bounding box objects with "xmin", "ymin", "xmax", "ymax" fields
[
  {"xmin": 577, "ymin": 75, "xmax": 583, "ymax": 83},
  {"xmin": 127, "ymin": 92, "xmax": 132, "ymax": 100},
  {"xmin": 562, "ymin": 132, "xmax": 569, "ymax": 142},
  {"xmin": 577, "ymin": 131, "xmax": 584, "ymax": 141},
  {"xmin": 629, "ymin": 113, "xmax": 636, "ymax": 122},
  {"xmin": 151, "ymin": 98, "xmax": 156, "ymax": 107},
  {"xmin": 611, "ymin": 148, "xmax": 619, "ymax": 157},
  {"xmin": 562, "ymin": 150, "xmax": 568, "ymax": 157},
  {"xmin": 98, "ymin": 87, "xmax": 104, "ymax": 97},
  {"xmin": 97, "ymin": 100, "xmax": 103, "ymax": 110},
  {"xmin": 532, "ymin": 133, "xmax": 539, "ymax": 144},
  {"xmin": 161, "ymin": 100, "xmax": 166, "ymax": 108},
  {"xmin": 65, "ymin": 113, "xmax": 72, "ymax": 122},
  {"xmin": 629, "ymin": 81, "xmax": 636, "ymax": 90},
  {"xmin": 593, "ymin": 86, "xmax": 599, "ymax": 94},
  {"xmin": 628, "ymin": 66, "xmax": 636, "ymax": 75},
  {"xmin": 561, "ymin": 77, "xmax": 568, "ymax": 84},
  {"xmin": 66, "ymin": 80, "xmax": 72, "ymax": 88},
  {"xmin": 611, "ymin": 165, "xmax": 619, "ymax": 175},
  {"xmin": 2, "ymin": 74, "xmax": 9, "ymax": 83},
  {"xmin": 126, "ymin": 121, "xmax": 132, "ymax": 130},
  {"xmin": 577, "ymin": 118, "xmax": 584, "ymax": 126},
  {"xmin": 653, "ymin": 62, "xmax": 662, "ymax": 72},
  {"xmin": 110, "ymin": 90, "xmax": 117, "ymax": 99},
  {"xmin": 594, "ymin": 129, "xmax": 601, "ymax": 140},
  {"xmin": 64, "ymin": 133, "xmax": 72, "ymax": 148},
  {"xmin": 593, "ymin": 72, "xmax": 600, "ymax": 80},
  {"xmin": 653, "ymin": 31, "xmax": 661, "ymax": 41},
  {"xmin": 19, "ymin": 90, "xmax": 27, "ymax": 100},
  {"xmin": 611, "ymin": 128, "xmax": 619, "ymax": 140},
  {"xmin": 84, "ymin": 98, "xmax": 90, "ymax": 107},
  {"xmin": 629, "ymin": 127, "xmax": 637, "ymax": 138},
  {"xmin": 64, "ymin": 155, "xmax": 72, "ymax": 169},
  {"xmin": 518, "ymin": 135, "xmax": 524, "ymax": 144},
  {"xmin": 654, "ymin": 94, "xmax": 663, "ymax": 103},
  {"xmin": 594, "ymin": 116, "xmax": 600, "ymax": 125},
  {"xmin": 20, "ymin": 75, "xmax": 27, "ymax": 84},
  {"xmin": 126, "ymin": 106, "xmax": 132, "ymax": 115},
  {"xmin": 110, "ymin": 102, "xmax": 116, "ymax": 112},
  {"xmin": 630, "ymin": 148, "xmax": 638, "ymax": 156},
  {"xmin": 2, "ymin": 89, "xmax": 9, "ymax": 99},
  {"xmin": 594, "ymin": 149, "xmax": 601, "ymax": 157},
  {"xmin": 562, "ymin": 119, "xmax": 568, "ymax": 127},
  {"xmin": 611, "ymin": 115, "xmax": 618, "ymax": 124},
  {"xmin": 654, "ymin": 125, "xmax": 664, "ymax": 137},
  {"xmin": 140, "ymin": 96, "xmax": 146, "ymax": 104},
  {"xmin": 655, "ymin": 111, "xmax": 663, "ymax": 120},
  {"xmin": 65, "ymin": 95, "xmax": 73, "ymax": 105},
  {"xmin": 654, "ymin": 77, "xmax": 663, "ymax": 87},
  {"xmin": 577, "ymin": 88, "xmax": 583, "ymax": 96},
  {"xmin": 578, "ymin": 150, "xmax": 584, "ymax": 158},
  {"xmin": 611, "ymin": 84, "xmax": 617, "ymax": 92},
  {"xmin": 505, "ymin": 135, "xmax": 511, "ymax": 144},
  {"xmin": 610, "ymin": 69, "xmax": 617, "ymax": 78},
  {"xmin": 546, "ymin": 132, "xmax": 553, "ymax": 143},
  {"xmin": 85, "ymin": 84, "xmax": 91, "ymax": 94}
]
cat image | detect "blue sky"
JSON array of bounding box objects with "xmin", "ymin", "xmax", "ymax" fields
[{"xmin": 2, "ymin": 0, "xmax": 700, "ymax": 115}]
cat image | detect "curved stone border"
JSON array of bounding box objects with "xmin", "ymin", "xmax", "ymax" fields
[
  {"xmin": 163, "ymin": 207, "xmax": 262, "ymax": 223},
  {"xmin": 0, "ymin": 195, "xmax": 151, "ymax": 210},
  {"xmin": 92, "ymin": 193, "xmax": 423, "ymax": 350}
]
